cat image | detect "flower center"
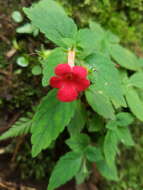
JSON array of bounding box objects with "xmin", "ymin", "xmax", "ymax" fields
[{"xmin": 65, "ymin": 73, "xmax": 73, "ymax": 80}]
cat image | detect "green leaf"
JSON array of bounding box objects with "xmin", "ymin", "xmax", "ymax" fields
[
  {"xmin": 61, "ymin": 38, "xmax": 76, "ymax": 48},
  {"xmin": 89, "ymin": 22, "xmax": 119, "ymax": 51},
  {"xmin": 129, "ymin": 72, "xmax": 143, "ymax": 89},
  {"xmin": 75, "ymin": 164, "xmax": 89, "ymax": 185},
  {"xmin": 89, "ymin": 21, "xmax": 105, "ymax": 41},
  {"xmin": 104, "ymin": 30, "xmax": 120, "ymax": 44},
  {"xmin": 104, "ymin": 130, "xmax": 119, "ymax": 167},
  {"xmin": 24, "ymin": 0, "xmax": 77, "ymax": 47},
  {"xmin": 76, "ymin": 29, "xmax": 100, "ymax": 57},
  {"xmin": 109, "ymin": 44, "xmax": 140, "ymax": 71},
  {"xmin": 125, "ymin": 87, "xmax": 143, "ymax": 121},
  {"xmin": 48, "ymin": 151, "xmax": 82, "ymax": 190},
  {"xmin": 96, "ymin": 159, "xmax": 118, "ymax": 181},
  {"xmin": 88, "ymin": 114, "xmax": 104, "ymax": 132},
  {"xmin": 32, "ymin": 65, "xmax": 42, "ymax": 75},
  {"xmin": 105, "ymin": 120, "xmax": 117, "ymax": 130},
  {"xmin": 139, "ymin": 58, "xmax": 143, "ymax": 68},
  {"xmin": 68, "ymin": 100, "xmax": 87, "ymax": 135},
  {"xmin": 116, "ymin": 112, "xmax": 134, "ymax": 127},
  {"xmin": 116, "ymin": 127, "xmax": 134, "ymax": 146},
  {"xmin": 85, "ymin": 146, "xmax": 103, "ymax": 162},
  {"xmin": 31, "ymin": 89, "xmax": 76, "ymax": 157},
  {"xmin": 105, "ymin": 113, "xmax": 134, "ymax": 147},
  {"xmin": 97, "ymin": 38, "xmax": 111, "ymax": 56},
  {"xmin": 16, "ymin": 56, "xmax": 29, "ymax": 67},
  {"xmin": 86, "ymin": 53, "xmax": 126, "ymax": 108},
  {"xmin": 85, "ymin": 85, "xmax": 115, "ymax": 119},
  {"xmin": 11, "ymin": 11, "xmax": 23, "ymax": 23},
  {"xmin": 42, "ymin": 48, "xmax": 67, "ymax": 86},
  {"xmin": 66, "ymin": 134, "xmax": 90, "ymax": 153},
  {"xmin": 136, "ymin": 88, "xmax": 143, "ymax": 101},
  {"xmin": 89, "ymin": 22, "xmax": 110, "ymax": 55},
  {"xmin": 16, "ymin": 23, "xmax": 35, "ymax": 34},
  {"xmin": 0, "ymin": 117, "xmax": 32, "ymax": 140}
]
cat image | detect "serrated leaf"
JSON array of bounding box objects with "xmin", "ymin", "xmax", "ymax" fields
[
  {"xmin": 24, "ymin": 0, "xmax": 77, "ymax": 47},
  {"xmin": 85, "ymin": 146, "xmax": 103, "ymax": 162},
  {"xmin": 0, "ymin": 117, "xmax": 32, "ymax": 140},
  {"xmin": 48, "ymin": 151, "xmax": 82, "ymax": 190},
  {"xmin": 129, "ymin": 72, "xmax": 143, "ymax": 89},
  {"xmin": 116, "ymin": 127, "xmax": 134, "ymax": 146},
  {"xmin": 96, "ymin": 159, "xmax": 118, "ymax": 181},
  {"xmin": 41, "ymin": 48, "xmax": 67, "ymax": 86},
  {"xmin": 66, "ymin": 134, "xmax": 90, "ymax": 153},
  {"xmin": 31, "ymin": 89, "xmax": 76, "ymax": 157},
  {"xmin": 68, "ymin": 100, "xmax": 87, "ymax": 135},
  {"xmin": 104, "ymin": 130, "xmax": 119, "ymax": 167},
  {"xmin": 125, "ymin": 87, "xmax": 143, "ymax": 121},
  {"xmin": 86, "ymin": 53, "xmax": 126, "ymax": 108},
  {"xmin": 109, "ymin": 44, "xmax": 140, "ymax": 71},
  {"xmin": 116, "ymin": 112, "xmax": 134, "ymax": 127},
  {"xmin": 85, "ymin": 85, "xmax": 115, "ymax": 119}
]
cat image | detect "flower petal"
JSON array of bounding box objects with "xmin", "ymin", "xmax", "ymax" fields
[
  {"xmin": 55, "ymin": 64, "xmax": 72, "ymax": 76},
  {"xmin": 57, "ymin": 85, "xmax": 78, "ymax": 102},
  {"xmin": 72, "ymin": 66, "xmax": 88, "ymax": 78},
  {"xmin": 50, "ymin": 76, "xmax": 63, "ymax": 88},
  {"xmin": 75, "ymin": 78, "xmax": 90, "ymax": 92}
]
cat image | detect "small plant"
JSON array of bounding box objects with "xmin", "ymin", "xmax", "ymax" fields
[
  {"xmin": 12, "ymin": 10, "xmax": 39, "ymax": 36},
  {"xmin": 1, "ymin": 0, "xmax": 143, "ymax": 189},
  {"xmin": 12, "ymin": 11, "xmax": 23, "ymax": 23},
  {"xmin": 0, "ymin": 112, "xmax": 32, "ymax": 140}
]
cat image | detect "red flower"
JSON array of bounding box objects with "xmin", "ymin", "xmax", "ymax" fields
[{"xmin": 50, "ymin": 64, "xmax": 90, "ymax": 102}]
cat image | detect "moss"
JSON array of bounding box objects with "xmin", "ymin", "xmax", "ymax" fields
[{"xmin": 59, "ymin": 0, "xmax": 143, "ymax": 47}]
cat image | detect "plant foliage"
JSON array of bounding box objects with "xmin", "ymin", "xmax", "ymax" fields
[
  {"xmin": 1, "ymin": 0, "xmax": 143, "ymax": 189},
  {"xmin": 0, "ymin": 115, "xmax": 32, "ymax": 140}
]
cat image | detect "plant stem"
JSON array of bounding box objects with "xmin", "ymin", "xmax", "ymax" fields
[{"xmin": 68, "ymin": 49, "xmax": 75, "ymax": 67}]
